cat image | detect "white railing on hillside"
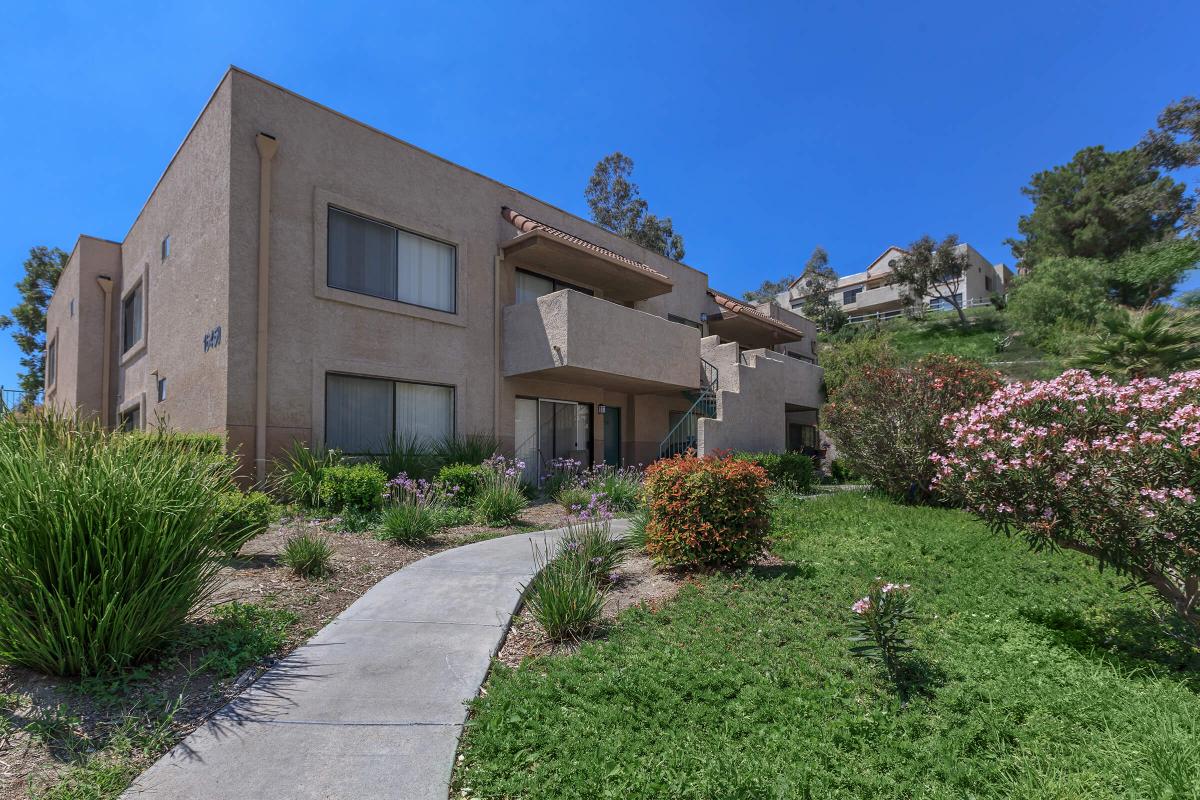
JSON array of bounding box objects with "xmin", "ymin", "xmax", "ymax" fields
[{"xmin": 846, "ymin": 296, "xmax": 996, "ymax": 325}]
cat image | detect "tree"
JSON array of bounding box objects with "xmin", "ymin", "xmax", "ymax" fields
[
  {"xmin": 794, "ymin": 246, "xmax": 845, "ymax": 332},
  {"xmin": 1141, "ymin": 96, "xmax": 1200, "ymax": 232},
  {"xmin": 742, "ymin": 275, "xmax": 795, "ymax": 304},
  {"xmin": 1109, "ymin": 238, "xmax": 1200, "ymax": 307},
  {"xmin": 1006, "ymin": 256, "xmax": 1112, "ymax": 352},
  {"xmin": 891, "ymin": 234, "xmax": 972, "ymax": 329},
  {"xmin": 0, "ymin": 246, "xmax": 68, "ymax": 400},
  {"xmin": 1070, "ymin": 305, "xmax": 1200, "ymax": 379},
  {"xmin": 585, "ymin": 152, "xmax": 685, "ymax": 261},
  {"xmin": 1178, "ymin": 289, "xmax": 1200, "ymax": 309},
  {"xmin": 1006, "ymin": 145, "xmax": 1191, "ymax": 269}
]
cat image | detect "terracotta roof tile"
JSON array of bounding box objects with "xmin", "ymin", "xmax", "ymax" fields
[
  {"xmin": 707, "ymin": 290, "xmax": 806, "ymax": 339},
  {"xmin": 501, "ymin": 207, "xmax": 670, "ymax": 281}
]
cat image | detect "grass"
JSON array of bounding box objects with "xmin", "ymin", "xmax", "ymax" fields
[
  {"xmin": 280, "ymin": 531, "xmax": 334, "ymax": 577},
  {"xmin": 456, "ymin": 492, "xmax": 1200, "ymax": 799}
]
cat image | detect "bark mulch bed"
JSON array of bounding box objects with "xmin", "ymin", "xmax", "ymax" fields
[{"xmin": 0, "ymin": 502, "xmax": 566, "ymax": 800}]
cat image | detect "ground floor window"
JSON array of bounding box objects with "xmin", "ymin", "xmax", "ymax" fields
[
  {"xmin": 325, "ymin": 373, "xmax": 453, "ymax": 454},
  {"xmin": 119, "ymin": 406, "xmax": 141, "ymax": 432},
  {"xmin": 515, "ymin": 397, "xmax": 592, "ymax": 483}
]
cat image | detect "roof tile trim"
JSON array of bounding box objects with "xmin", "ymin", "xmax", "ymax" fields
[
  {"xmin": 501, "ymin": 207, "xmax": 670, "ymax": 281},
  {"xmin": 707, "ymin": 290, "xmax": 805, "ymax": 339}
]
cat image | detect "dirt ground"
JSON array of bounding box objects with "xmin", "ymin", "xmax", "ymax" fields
[{"xmin": 0, "ymin": 502, "xmax": 567, "ymax": 800}]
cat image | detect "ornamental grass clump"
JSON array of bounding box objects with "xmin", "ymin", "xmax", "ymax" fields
[
  {"xmin": 377, "ymin": 473, "xmax": 461, "ymax": 544},
  {"xmin": 933, "ymin": 369, "xmax": 1200, "ymax": 634},
  {"xmin": 558, "ymin": 496, "xmax": 625, "ymax": 584},
  {"xmin": 642, "ymin": 451, "xmax": 771, "ymax": 568},
  {"xmin": 824, "ymin": 354, "xmax": 1002, "ymax": 502},
  {"xmin": 0, "ymin": 413, "xmax": 240, "ymax": 676},
  {"xmin": 848, "ymin": 580, "xmax": 916, "ymax": 690},
  {"xmin": 271, "ymin": 439, "xmax": 342, "ymax": 508},
  {"xmin": 280, "ymin": 531, "xmax": 334, "ymax": 578},
  {"xmin": 474, "ymin": 455, "xmax": 528, "ymax": 527}
]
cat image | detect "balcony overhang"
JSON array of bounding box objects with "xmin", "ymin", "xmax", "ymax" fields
[
  {"xmin": 503, "ymin": 289, "xmax": 701, "ymax": 394},
  {"xmin": 705, "ymin": 291, "xmax": 805, "ymax": 349},
  {"xmin": 500, "ymin": 207, "xmax": 674, "ymax": 302}
]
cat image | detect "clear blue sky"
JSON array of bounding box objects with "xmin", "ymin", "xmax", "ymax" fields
[{"xmin": 1, "ymin": 0, "xmax": 1198, "ymax": 391}]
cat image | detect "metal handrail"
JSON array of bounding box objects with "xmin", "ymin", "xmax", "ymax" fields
[
  {"xmin": 0, "ymin": 386, "xmax": 40, "ymax": 416},
  {"xmin": 658, "ymin": 358, "xmax": 718, "ymax": 459}
]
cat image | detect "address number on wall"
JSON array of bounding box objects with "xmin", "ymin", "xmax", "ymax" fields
[{"xmin": 203, "ymin": 326, "xmax": 222, "ymax": 352}]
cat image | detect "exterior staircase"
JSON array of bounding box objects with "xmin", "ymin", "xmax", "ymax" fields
[{"xmin": 658, "ymin": 358, "xmax": 718, "ymax": 458}]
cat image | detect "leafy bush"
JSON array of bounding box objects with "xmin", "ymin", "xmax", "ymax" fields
[
  {"xmin": 849, "ymin": 580, "xmax": 916, "ymax": 693},
  {"xmin": 280, "ymin": 532, "xmax": 333, "ymax": 578},
  {"xmin": 642, "ymin": 452, "xmax": 772, "ymax": 568},
  {"xmin": 184, "ymin": 601, "xmax": 298, "ymax": 678},
  {"xmin": 1006, "ymin": 256, "xmax": 1112, "ymax": 352},
  {"xmin": 731, "ymin": 451, "xmax": 816, "ymax": 493},
  {"xmin": 319, "ymin": 463, "xmax": 387, "ymax": 512},
  {"xmin": 436, "ymin": 463, "xmax": 486, "ymax": 506},
  {"xmin": 820, "ymin": 328, "xmax": 899, "ymax": 395},
  {"xmin": 829, "ymin": 458, "xmax": 859, "ymax": 484},
  {"xmin": 271, "ymin": 440, "xmax": 342, "ymax": 507},
  {"xmin": 523, "ymin": 542, "xmax": 606, "ymax": 641},
  {"xmin": 0, "ymin": 413, "xmax": 239, "ymax": 676},
  {"xmin": 433, "ymin": 433, "xmax": 500, "ymax": 467},
  {"xmin": 213, "ymin": 490, "xmax": 275, "ymax": 557},
  {"xmin": 824, "ymin": 354, "xmax": 1002, "ymax": 502},
  {"xmin": 933, "ymin": 369, "xmax": 1200, "ymax": 634},
  {"xmin": 474, "ymin": 455, "xmax": 528, "ymax": 526},
  {"xmin": 1070, "ymin": 305, "xmax": 1200, "ymax": 379}
]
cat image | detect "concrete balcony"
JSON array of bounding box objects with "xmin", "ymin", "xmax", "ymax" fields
[
  {"xmin": 741, "ymin": 348, "xmax": 824, "ymax": 410},
  {"xmin": 843, "ymin": 283, "xmax": 903, "ymax": 312},
  {"xmin": 503, "ymin": 289, "xmax": 701, "ymax": 393}
]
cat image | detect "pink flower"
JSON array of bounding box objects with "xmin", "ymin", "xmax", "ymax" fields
[{"xmin": 851, "ymin": 597, "xmax": 872, "ymax": 615}]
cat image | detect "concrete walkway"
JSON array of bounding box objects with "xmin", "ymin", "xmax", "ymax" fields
[{"xmin": 124, "ymin": 520, "xmax": 628, "ymax": 800}]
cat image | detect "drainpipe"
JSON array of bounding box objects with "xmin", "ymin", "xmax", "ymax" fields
[
  {"xmin": 493, "ymin": 252, "xmax": 502, "ymax": 442},
  {"xmin": 254, "ymin": 133, "xmax": 278, "ymax": 486},
  {"xmin": 96, "ymin": 275, "xmax": 114, "ymax": 427}
]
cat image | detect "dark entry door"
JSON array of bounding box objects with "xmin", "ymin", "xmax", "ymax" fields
[{"xmin": 603, "ymin": 407, "xmax": 621, "ymax": 466}]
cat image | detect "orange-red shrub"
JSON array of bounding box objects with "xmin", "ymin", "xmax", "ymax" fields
[{"xmin": 643, "ymin": 452, "xmax": 772, "ymax": 567}]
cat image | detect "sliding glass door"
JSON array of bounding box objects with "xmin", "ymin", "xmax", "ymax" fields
[{"xmin": 514, "ymin": 398, "xmax": 593, "ymax": 484}]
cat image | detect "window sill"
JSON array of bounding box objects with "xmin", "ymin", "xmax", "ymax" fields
[
  {"xmin": 314, "ymin": 284, "xmax": 467, "ymax": 328},
  {"xmin": 120, "ymin": 339, "xmax": 147, "ymax": 366}
]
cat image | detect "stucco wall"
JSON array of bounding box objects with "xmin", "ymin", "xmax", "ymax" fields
[{"xmin": 115, "ymin": 74, "xmax": 233, "ymax": 438}]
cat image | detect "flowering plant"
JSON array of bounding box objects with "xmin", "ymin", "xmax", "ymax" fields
[
  {"xmin": 643, "ymin": 450, "xmax": 771, "ymax": 567},
  {"xmin": 474, "ymin": 454, "xmax": 529, "ymax": 527},
  {"xmin": 932, "ymin": 369, "xmax": 1200, "ymax": 632},
  {"xmin": 825, "ymin": 354, "xmax": 1002, "ymax": 502},
  {"xmin": 848, "ymin": 580, "xmax": 915, "ymax": 684}
]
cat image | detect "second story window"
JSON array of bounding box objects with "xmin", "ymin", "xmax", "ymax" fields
[
  {"xmin": 46, "ymin": 339, "xmax": 57, "ymax": 387},
  {"xmin": 985, "ymin": 275, "xmax": 993, "ymax": 292},
  {"xmin": 156, "ymin": 377, "xmax": 168, "ymax": 402},
  {"xmin": 122, "ymin": 284, "xmax": 143, "ymax": 353},
  {"xmin": 842, "ymin": 287, "xmax": 863, "ymax": 305},
  {"xmin": 515, "ymin": 269, "xmax": 593, "ymax": 304},
  {"xmin": 161, "ymin": 235, "xmax": 171, "ymax": 261},
  {"xmin": 327, "ymin": 207, "xmax": 456, "ymax": 313}
]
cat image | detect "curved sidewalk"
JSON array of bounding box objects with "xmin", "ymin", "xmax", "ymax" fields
[{"xmin": 124, "ymin": 520, "xmax": 627, "ymax": 800}]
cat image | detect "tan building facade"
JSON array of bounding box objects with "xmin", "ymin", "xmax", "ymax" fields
[
  {"xmin": 780, "ymin": 244, "xmax": 1014, "ymax": 324},
  {"xmin": 44, "ymin": 68, "xmax": 823, "ymax": 483}
]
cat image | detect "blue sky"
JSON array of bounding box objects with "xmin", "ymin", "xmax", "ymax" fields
[{"xmin": 1, "ymin": 0, "xmax": 1198, "ymax": 391}]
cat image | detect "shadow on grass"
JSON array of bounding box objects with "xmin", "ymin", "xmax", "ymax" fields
[
  {"xmin": 1020, "ymin": 605, "xmax": 1200, "ymax": 691},
  {"xmin": 747, "ymin": 562, "xmax": 817, "ymax": 581}
]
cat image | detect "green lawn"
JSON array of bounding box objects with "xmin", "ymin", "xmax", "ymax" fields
[{"xmin": 455, "ymin": 493, "xmax": 1200, "ymax": 799}]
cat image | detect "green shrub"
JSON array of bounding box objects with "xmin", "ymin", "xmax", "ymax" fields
[
  {"xmin": 213, "ymin": 490, "xmax": 275, "ymax": 556},
  {"xmin": 374, "ymin": 435, "xmax": 436, "ymax": 480},
  {"xmin": 271, "ymin": 440, "xmax": 342, "ymax": 507},
  {"xmin": 829, "ymin": 458, "xmax": 859, "ymax": 484},
  {"xmin": 625, "ymin": 505, "xmax": 650, "ymax": 552},
  {"xmin": 0, "ymin": 413, "xmax": 239, "ymax": 676},
  {"xmin": 522, "ymin": 545, "xmax": 605, "ymax": 641},
  {"xmin": 280, "ymin": 532, "xmax": 333, "ymax": 578},
  {"xmin": 731, "ymin": 451, "xmax": 817, "ymax": 493},
  {"xmin": 378, "ymin": 503, "xmax": 442, "ymax": 544},
  {"xmin": 643, "ymin": 452, "xmax": 772, "ymax": 568},
  {"xmin": 436, "ymin": 463, "xmax": 486, "ymax": 506},
  {"xmin": 559, "ymin": 515, "xmax": 626, "ymax": 584},
  {"xmin": 433, "ymin": 433, "xmax": 500, "ymax": 467},
  {"xmin": 824, "ymin": 354, "xmax": 1003, "ymax": 503},
  {"xmin": 319, "ymin": 464, "xmax": 387, "ymax": 512}
]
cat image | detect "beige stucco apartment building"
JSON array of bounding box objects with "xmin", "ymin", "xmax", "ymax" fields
[
  {"xmin": 44, "ymin": 68, "xmax": 823, "ymax": 483},
  {"xmin": 779, "ymin": 244, "xmax": 1014, "ymax": 324}
]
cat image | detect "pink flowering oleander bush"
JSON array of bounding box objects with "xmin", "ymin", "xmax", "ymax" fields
[
  {"xmin": 932, "ymin": 369, "xmax": 1200, "ymax": 632},
  {"xmin": 824, "ymin": 354, "xmax": 1003, "ymax": 502},
  {"xmin": 848, "ymin": 580, "xmax": 915, "ymax": 688}
]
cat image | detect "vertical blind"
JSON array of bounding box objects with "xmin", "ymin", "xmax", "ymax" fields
[
  {"xmin": 122, "ymin": 287, "xmax": 143, "ymax": 352},
  {"xmin": 326, "ymin": 373, "xmax": 454, "ymax": 454},
  {"xmin": 328, "ymin": 207, "xmax": 455, "ymax": 312}
]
